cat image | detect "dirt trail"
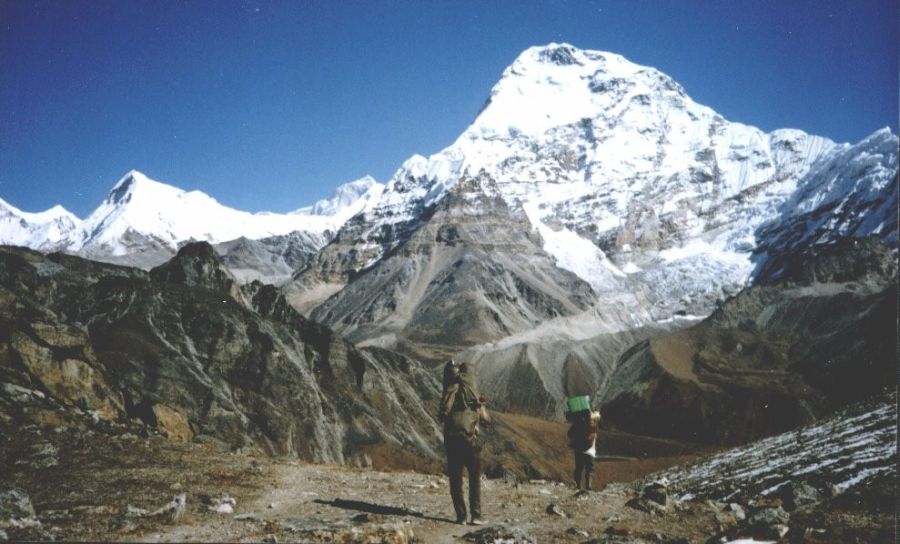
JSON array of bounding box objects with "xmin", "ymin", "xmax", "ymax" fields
[{"xmin": 137, "ymin": 459, "xmax": 724, "ymax": 543}]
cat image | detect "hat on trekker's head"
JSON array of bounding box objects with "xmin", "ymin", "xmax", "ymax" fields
[{"xmin": 442, "ymin": 359, "xmax": 459, "ymax": 389}]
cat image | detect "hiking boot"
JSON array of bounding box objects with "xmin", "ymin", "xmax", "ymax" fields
[{"xmin": 469, "ymin": 518, "xmax": 484, "ymax": 526}]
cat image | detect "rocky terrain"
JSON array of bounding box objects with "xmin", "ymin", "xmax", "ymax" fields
[
  {"xmin": 1, "ymin": 393, "xmax": 892, "ymax": 543},
  {"xmin": 0, "ymin": 242, "xmax": 699, "ymax": 476}
]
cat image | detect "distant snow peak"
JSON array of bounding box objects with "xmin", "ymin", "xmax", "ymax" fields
[
  {"xmin": 307, "ymin": 175, "xmax": 383, "ymax": 217},
  {"xmin": 0, "ymin": 197, "xmax": 82, "ymax": 251}
]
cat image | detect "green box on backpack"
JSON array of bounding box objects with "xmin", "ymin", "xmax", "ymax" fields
[{"xmin": 566, "ymin": 395, "xmax": 590, "ymax": 413}]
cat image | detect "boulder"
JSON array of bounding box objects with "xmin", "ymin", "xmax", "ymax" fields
[
  {"xmin": 0, "ymin": 490, "xmax": 36, "ymax": 528},
  {"xmin": 626, "ymin": 497, "xmax": 667, "ymax": 515},
  {"xmin": 747, "ymin": 506, "xmax": 791, "ymax": 539},
  {"xmin": 723, "ymin": 503, "xmax": 746, "ymax": 521},
  {"xmin": 779, "ymin": 481, "xmax": 820, "ymax": 511},
  {"xmin": 642, "ymin": 481, "xmax": 668, "ymax": 506},
  {"xmin": 151, "ymin": 404, "xmax": 193, "ymax": 442}
]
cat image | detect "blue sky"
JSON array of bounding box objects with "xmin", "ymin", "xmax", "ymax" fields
[{"xmin": 1, "ymin": 0, "xmax": 897, "ymax": 217}]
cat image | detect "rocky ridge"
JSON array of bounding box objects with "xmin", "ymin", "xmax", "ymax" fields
[
  {"xmin": 0, "ymin": 171, "xmax": 385, "ymax": 273},
  {"xmin": 0, "ymin": 243, "xmax": 443, "ymax": 465},
  {"xmin": 300, "ymin": 172, "xmax": 598, "ymax": 363}
]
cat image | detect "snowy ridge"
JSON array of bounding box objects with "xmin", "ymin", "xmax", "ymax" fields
[
  {"xmin": 380, "ymin": 43, "xmax": 837, "ymax": 222},
  {"xmin": 767, "ymin": 128, "xmax": 898, "ymax": 246},
  {"xmin": 0, "ymin": 197, "xmax": 82, "ymax": 251},
  {"xmin": 787, "ymin": 128, "xmax": 895, "ymax": 218},
  {"xmin": 79, "ymin": 171, "xmax": 350, "ymax": 255},
  {"xmin": 750, "ymin": 128, "xmax": 899, "ymax": 283},
  {"xmin": 1, "ymin": 170, "xmax": 383, "ymax": 257}
]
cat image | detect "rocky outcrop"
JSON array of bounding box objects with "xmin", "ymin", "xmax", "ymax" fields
[
  {"xmin": 0, "ymin": 244, "xmax": 443, "ymax": 464},
  {"xmin": 150, "ymin": 242, "xmax": 248, "ymax": 302}
]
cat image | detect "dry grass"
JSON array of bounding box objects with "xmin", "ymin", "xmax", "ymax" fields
[{"xmin": 483, "ymin": 411, "xmax": 704, "ymax": 488}]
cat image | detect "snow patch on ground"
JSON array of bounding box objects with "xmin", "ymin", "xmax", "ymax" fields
[{"xmin": 642, "ymin": 395, "xmax": 896, "ymax": 502}]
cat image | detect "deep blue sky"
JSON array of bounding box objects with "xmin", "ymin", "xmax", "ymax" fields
[{"xmin": 2, "ymin": 0, "xmax": 897, "ymax": 217}]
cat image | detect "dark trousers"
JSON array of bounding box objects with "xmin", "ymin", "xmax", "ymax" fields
[
  {"xmin": 445, "ymin": 434, "xmax": 482, "ymax": 521},
  {"xmin": 574, "ymin": 452, "xmax": 594, "ymax": 490}
]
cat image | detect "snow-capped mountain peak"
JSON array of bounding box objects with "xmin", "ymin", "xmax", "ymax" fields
[
  {"xmin": 469, "ymin": 43, "xmax": 675, "ymax": 139},
  {"xmin": 305, "ymin": 43, "xmax": 894, "ymax": 322},
  {"xmin": 76, "ymin": 171, "xmax": 377, "ymax": 257}
]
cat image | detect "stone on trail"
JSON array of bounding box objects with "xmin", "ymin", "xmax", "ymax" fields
[
  {"xmin": 545, "ymin": 503, "xmax": 567, "ymax": 517},
  {"xmin": 212, "ymin": 498, "xmax": 236, "ymax": 514},
  {"xmin": 641, "ymin": 481, "xmax": 668, "ymax": 506},
  {"xmin": 567, "ymin": 526, "xmax": 590, "ymax": 537},
  {"xmin": 151, "ymin": 494, "xmax": 186, "ymax": 521}
]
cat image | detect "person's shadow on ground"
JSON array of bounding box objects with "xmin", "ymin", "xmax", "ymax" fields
[{"xmin": 313, "ymin": 498, "xmax": 457, "ymax": 524}]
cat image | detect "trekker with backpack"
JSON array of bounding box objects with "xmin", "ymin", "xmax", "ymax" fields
[
  {"xmin": 567, "ymin": 405, "xmax": 600, "ymax": 491},
  {"xmin": 438, "ymin": 360, "xmax": 490, "ymax": 525}
]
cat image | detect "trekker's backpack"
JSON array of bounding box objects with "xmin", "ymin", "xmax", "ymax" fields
[
  {"xmin": 567, "ymin": 413, "xmax": 599, "ymax": 452},
  {"xmin": 439, "ymin": 368, "xmax": 485, "ymax": 442}
]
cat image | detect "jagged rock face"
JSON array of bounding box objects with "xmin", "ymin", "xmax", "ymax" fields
[
  {"xmin": 0, "ymin": 245, "xmax": 443, "ymax": 464},
  {"xmin": 305, "ymin": 173, "xmax": 596, "ymax": 363},
  {"xmin": 150, "ymin": 242, "xmax": 245, "ymax": 299},
  {"xmin": 73, "ymin": 228, "xmax": 329, "ymax": 283},
  {"xmin": 76, "ymin": 229, "xmax": 177, "ymax": 270},
  {"xmin": 600, "ymin": 240, "xmax": 897, "ymax": 445},
  {"xmin": 753, "ymin": 237, "xmax": 897, "ymax": 287}
]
